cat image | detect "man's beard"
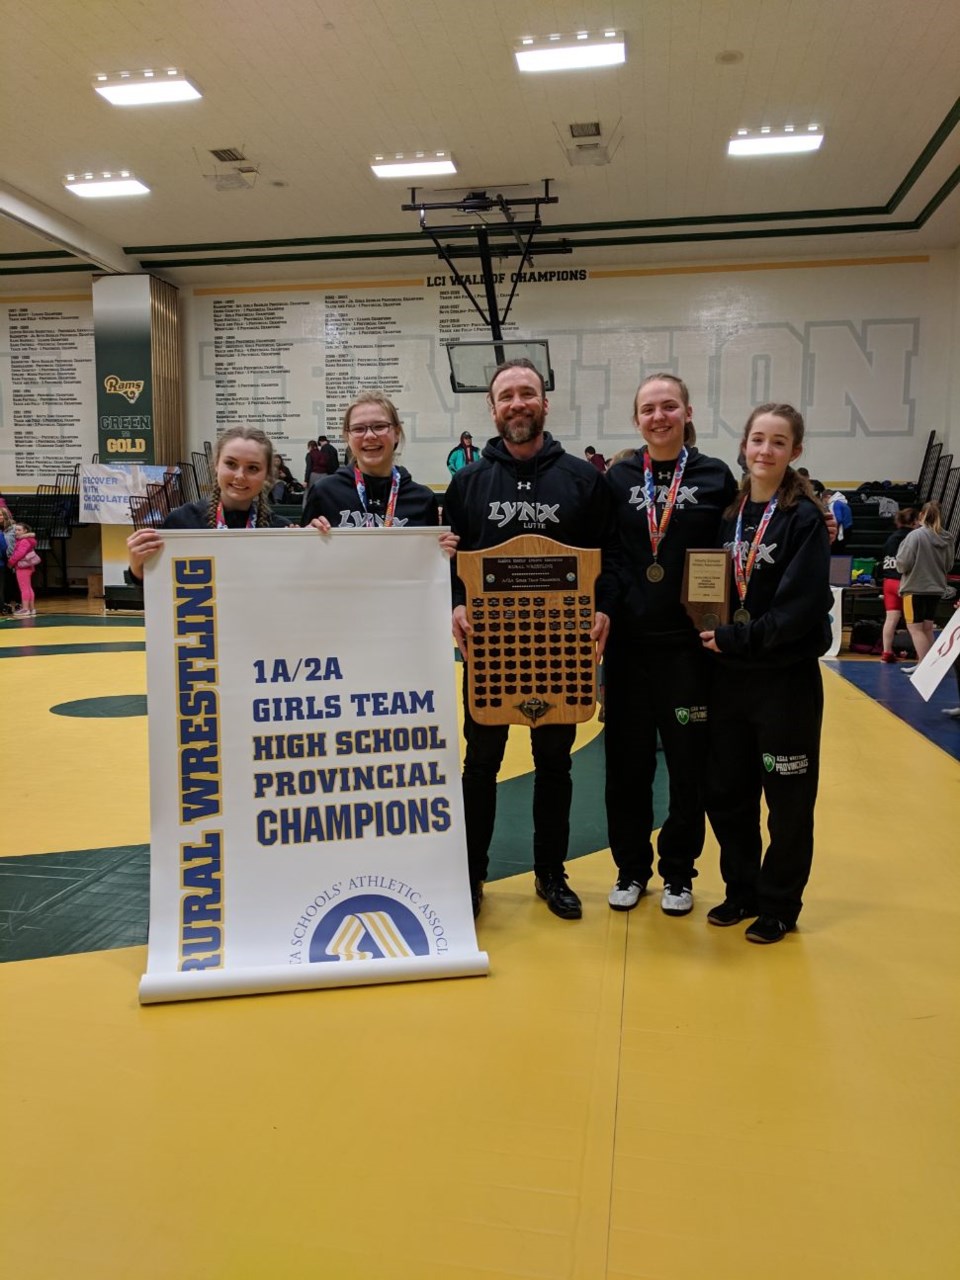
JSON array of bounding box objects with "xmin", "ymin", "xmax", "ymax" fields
[{"xmin": 495, "ymin": 406, "xmax": 545, "ymax": 445}]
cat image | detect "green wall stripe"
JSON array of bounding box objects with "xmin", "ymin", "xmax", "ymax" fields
[{"xmin": 132, "ymin": 164, "xmax": 960, "ymax": 270}]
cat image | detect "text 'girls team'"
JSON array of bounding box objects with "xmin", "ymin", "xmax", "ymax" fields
[{"xmin": 113, "ymin": 371, "xmax": 856, "ymax": 945}]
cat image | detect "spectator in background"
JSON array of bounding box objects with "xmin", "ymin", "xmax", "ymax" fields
[
  {"xmin": 896, "ymin": 501, "xmax": 954, "ymax": 672},
  {"xmin": 827, "ymin": 489, "xmax": 852, "ymax": 541},
  {"xmin": 446, "ymin": 431, "xmax": 477, "ymax": 476},
  {"xmin": 0, "ymin": 507, "xmax": 13, "ymax": 614},
  {"xmin": 797, "ymin": 467, "xmax": 826, "ymax": 499},
  {"xmin": 270, "ymin": 455, "xmax": 304, "ymax": 504},
  {"xmin": 9, "ymin": 521, "xmax": 40, "ymax": 618},
  {"xmin": 304, "ymin": 440, "xmax": 318, "ymax": 484},
  {"xmin": 877, "ymin": 508, "xmax": 917, "ymax": 663},
  {"xmin": 584, "ymin": 445, "xmax": 607, "ymax": 473},
  {"xmin": 305, "ymin": 436, "xmax": 339, "ymax": 487}
]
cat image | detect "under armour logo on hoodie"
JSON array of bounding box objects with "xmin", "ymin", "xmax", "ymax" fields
[
  {"xmin": 516, "ymin": 480, "xmax": 532, "ymax": 491},
  {"xmin": 487, "ymin": 500, "xmax": 560, "ymax": 529}
]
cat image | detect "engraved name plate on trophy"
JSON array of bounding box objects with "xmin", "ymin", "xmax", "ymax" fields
[
  {"xmin": 457, "ymin": 535, "xmax": 601, "ymax": 727},
  {"xmin": 681, "ymin": 548, "xmax": 732, "ymax": 632}
]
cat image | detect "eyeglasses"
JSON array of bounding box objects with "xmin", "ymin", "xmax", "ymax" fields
[{"xmin": 346, "ymin": 422, "xmax": 395, "ymax": 438}]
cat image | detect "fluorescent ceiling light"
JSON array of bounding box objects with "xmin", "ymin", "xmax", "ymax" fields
[
  {"xmin": 64, "ymin": 172, "xmax": 150, "ymax": 198},
  {"xmin": 93, "ymin": 68, "xmax": 202, "ymax": 106},
  {"xmin": 728, "ymin": 132, "xmax": 823, "ymax": 156},
  {"xmin": 515, "ymin": 31, "xmax": 625, "ymax": 72},
  {"xmin": 371, "ymin": 153, "xmax": 457, "ymax": 178}
]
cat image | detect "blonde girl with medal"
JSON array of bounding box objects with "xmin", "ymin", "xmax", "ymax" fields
[
  {"xmin": 603, "ymin": 374, "xmax": 739, "ymax": 918},
  {"xmin": 700, "ymin": 404, "xmax": 832, "ymax": 944},
  {"xmin": 127, "ymin": 425, "xmax": 330, "ymax": 578}
]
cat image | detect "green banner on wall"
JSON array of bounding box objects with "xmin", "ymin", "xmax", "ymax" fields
[{"xmin": 93, "ymin": 275, "xmax": 155, "ymax": 463}]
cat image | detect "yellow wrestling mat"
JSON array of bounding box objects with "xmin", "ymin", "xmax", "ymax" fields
[{"xmin": 1, "ymin": 643, "xmax": 958, "ymax": 1278}]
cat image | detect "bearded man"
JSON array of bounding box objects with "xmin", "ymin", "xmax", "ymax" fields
[{"xmin": 444, "ymin": 359, "xmax": 619, "ymax": 921}]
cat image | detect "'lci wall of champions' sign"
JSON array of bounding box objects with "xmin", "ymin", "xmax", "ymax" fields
[{"xmin": 138, "ymin": 528, "xmax": 487, "ymax": 1003}]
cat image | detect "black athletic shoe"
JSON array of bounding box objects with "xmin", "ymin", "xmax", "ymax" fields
[
  {"xmin": 471, "ymin": 881, "xmax": 484, "ymax": 919},
  {"xmin": 535, "ymin": 871, "xmax": 582, "ymax": 920},
  {"xmin": 745, "ymin": 915, "xmax": 794, "ymax": 944},
  {"xmin": 706, "ymin": 900, "xmax": 755, "ymax": 927}
]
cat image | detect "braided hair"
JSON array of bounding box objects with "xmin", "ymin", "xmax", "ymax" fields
[{"xmin": 206, "ymin": 425, "xmax": 275, "ymax": 527}]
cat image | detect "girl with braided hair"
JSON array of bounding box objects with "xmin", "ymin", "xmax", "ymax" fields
[{"xmin": 127, "ymin": 425, "xmax": 329, "ymax": 579}]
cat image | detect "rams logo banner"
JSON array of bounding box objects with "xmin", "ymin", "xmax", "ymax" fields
[
  {"xmin": 138, "ymin": 528, "xmax": 487, "ymax": 1003},
  {"xmin": 103, "ymin": 374, "xmax": 145, "ymax": 404}
]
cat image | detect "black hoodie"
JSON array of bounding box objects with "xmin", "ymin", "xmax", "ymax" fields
[
  {"xmin": 605, "ymin": 447, "xmax": 738, "ymax": 644},
  {"xmin": 713, "ymin": 494, "xmax": 832, "ymax": 667},
  {"xmin": 300, "ymin": 465, "xmax": 439, "ymax": 529},
  {"xmin": 443, "ymin": 432, "xmax": 620, "ymax": 613}
]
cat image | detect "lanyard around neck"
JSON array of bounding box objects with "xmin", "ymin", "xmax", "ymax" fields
[
  {"xmin": 733, "ymin": 493, "xmax": 778, "ymax": 604},
  {"xmin": 215, "ymin": 502, "xmax": 256, "ymax": 529},
  {"xmin": 642, "ymin": 447, "xmax": 688, "ymax": 564},
  {"xmin": 353, "ymin": 466, "xmax": 400, "ymax": 527}
]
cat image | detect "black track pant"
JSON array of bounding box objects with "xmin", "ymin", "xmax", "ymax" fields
[
  {"xmin": 705, "ymin": 659, "xmax": 823, "ymax": 926},
  {"xmin": 461, "ymin": 668, "xmax": 576, "ymax": 886},
  {"xmin": 603, "ymin": 635, "xmax": 710, "ymax": 888}
]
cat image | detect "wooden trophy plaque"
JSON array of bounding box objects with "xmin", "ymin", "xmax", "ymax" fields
[
  {"xmin": 457, "ymin": 535, "xmax": 601, "ymax": 727},
  {"xmin": 682, "ymin": 547, "xmax": 732, "ymax": 631}
]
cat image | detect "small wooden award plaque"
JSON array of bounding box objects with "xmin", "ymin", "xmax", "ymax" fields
[
  {"xmin": 682, "ymin": 548, "xmax": 732, "ymax": 631},
  {"xmin": 457, "ymin": 535, "xmax": 601, "ymax": 727}
]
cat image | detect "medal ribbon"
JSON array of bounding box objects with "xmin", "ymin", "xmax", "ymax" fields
[
  {"xmin": 215, "ymin": 502, "xmax": 256, "ymax": 530},
  {"xmin": 733, "ymin": 493, "xmax": 778, "ymax": 605},
  {"xmin": 642, "ymin": 446, "xmax": 688, "ymax": 564},
  {"xmin": 353, "ymin": 465, "xmax": 400, "ymax": 527}
]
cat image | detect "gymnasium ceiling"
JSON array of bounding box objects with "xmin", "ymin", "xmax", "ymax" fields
[{"xmin": 2, "ymin": 0, "xmax": 959, "ymax": 290}]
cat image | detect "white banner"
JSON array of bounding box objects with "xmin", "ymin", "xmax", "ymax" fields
[
  {"xmin": 79, "ymin": 462, "xmax": 177, "ymax": 524},
  {"xmin": 909, "ymin": 607, "xmax": 960, "ymax": 700},
  {"xmin": 139, "ymin": 527, "xmax": 487, "ymax": 1003}
]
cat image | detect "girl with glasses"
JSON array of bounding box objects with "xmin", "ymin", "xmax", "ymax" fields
[{"xmin": 301, "ymin": 392, "xmax": 444, "ymax": 533}]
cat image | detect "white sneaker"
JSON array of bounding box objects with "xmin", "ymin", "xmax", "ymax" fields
[
  {"xmin": 900, "ymin": 664, "xmax": 917, "ymax": 674},
  {"xmin": 608, "ymin": 877, "xmax": 646, "ymax": 910},
  {"xmin": 661, "ymin": 884, "xmax": 694, "ymax": 916}
]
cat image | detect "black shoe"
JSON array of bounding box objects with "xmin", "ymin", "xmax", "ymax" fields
[
  {"xmin": 471, "ymin": 881, "xmax": 484, "ymax": 919},
  {"xmin": 535, "ymin": 871, "xmax": 582, "ymax": 920},
  {"xmin": 745, "ymin": 915, "xmax": 794, "ymax": 944},
  {"xmin": 707, "ymin": 900, "xmax": 755, "ymax": 928}
]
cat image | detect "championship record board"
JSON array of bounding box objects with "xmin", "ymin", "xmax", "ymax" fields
[{"xmin": 457, "ymin": 536, "xmax": 601, "ymax": 728}]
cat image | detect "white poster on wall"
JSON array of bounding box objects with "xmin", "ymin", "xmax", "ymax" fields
[
  {"xmin": 79, "ymin": 462, "xmax": 178, "ymax": 523},
  {"xmin": 0, "ymin": 293, "xmax": 96, "ymax": 485},
  {"xmin": 138, "ymin": 527, "xmax": 486, "ymax": 1004}
]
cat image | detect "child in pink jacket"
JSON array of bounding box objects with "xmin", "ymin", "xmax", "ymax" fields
[{"xmin": 9, "ymin": 522, "xmax": 40, "ymax": 617}]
